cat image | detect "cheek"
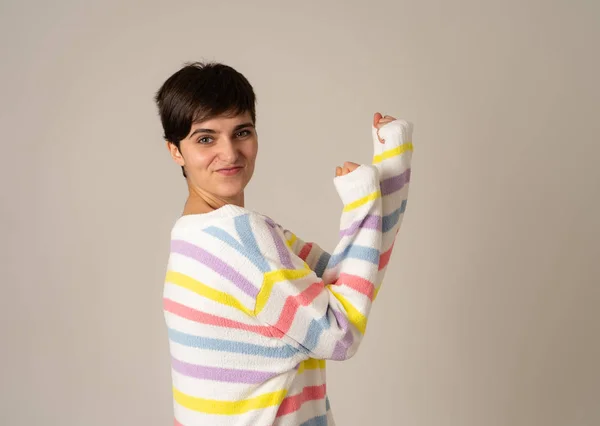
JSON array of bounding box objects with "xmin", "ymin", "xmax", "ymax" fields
[
  {"xmin": 188, "ymin": 149, "xmax": 216, "ymax": 169},
  {"xmin": 243, "ymin": 140, "xmax": 258, "ymax": 161}
]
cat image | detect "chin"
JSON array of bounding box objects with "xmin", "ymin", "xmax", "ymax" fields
[{"xmin": 218, "ymin": 183, "xmax": 247, "ymax": 198}]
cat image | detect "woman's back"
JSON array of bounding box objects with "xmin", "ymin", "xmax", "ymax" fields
[
  {"xmin": 164, "ymin": 205, "xmax": 333, "ymax": 425},
  {"xmin": 154, "ymin": 61, "xmax": 413, "ymax": 425}
]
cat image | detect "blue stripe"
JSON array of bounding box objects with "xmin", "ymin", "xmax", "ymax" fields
[
  {"xmin": 235, "ymin": 215, "xmax": 270, "ymax": 272},
  {"xmin": 302, "ymin": 312, "xmax": 331, "ymax": 351},
  {"xmin": 202, "ymin": 216, "xmax": 270, "ymax": 273},
  {"xmin": 203, "ymin": 226, "xmax": 244, "ymax": 250},
  {"xmin": 300, "ymin": 414, "xmax": 328, "ymax": 426},
  {"xmin": 235, "ymin": 215, "xmax": 258, "ymax": 251},
  {"xmin": 382, "ymin": 201, "xmax": 407, "ymax": 233},
  {"xmin": 168, "ymin": 329, "xmax": 298, "ymax": 358},
  {"xmin": 328, "ymin": 245, "xmax": 380, "ymax": 268},
  {"xmin": 314, "ymin": 252, "xmax": 331, "ymax": 278}
]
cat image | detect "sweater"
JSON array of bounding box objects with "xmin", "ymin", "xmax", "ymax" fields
[{"xmin": 163, "ymin": 119, "xmax": 414, "ymax": 425}]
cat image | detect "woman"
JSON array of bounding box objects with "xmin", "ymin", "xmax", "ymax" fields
[{"xmin": 154, "ymin": 61, "xmax": 413, "ymax": 426}]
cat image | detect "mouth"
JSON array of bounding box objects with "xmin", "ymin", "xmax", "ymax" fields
[{"xmin": 216, "ymin": 166, "xmax": 243, "ymax": 176}]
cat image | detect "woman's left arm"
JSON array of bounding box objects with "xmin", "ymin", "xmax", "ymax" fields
[{"xmin": 275, "ymin": 114, "xmax": 412, "ymax": 283}]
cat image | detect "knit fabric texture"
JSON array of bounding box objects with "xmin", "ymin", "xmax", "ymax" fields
[{"xmin": 163, "ymin": 120, "xmax": 414, "ymax": 425}]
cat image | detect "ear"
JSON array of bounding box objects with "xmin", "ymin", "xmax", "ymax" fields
[{"xmin": 166, "ymin": 141, "xmax": 185, "ymax": 167}]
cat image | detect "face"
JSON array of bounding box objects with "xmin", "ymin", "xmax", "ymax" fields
[{"xmin": 168, "ymin": 111, "xmax": 258, "ymax": 202}]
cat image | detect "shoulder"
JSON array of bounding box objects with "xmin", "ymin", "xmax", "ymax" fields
[
  {"xmin": 170, "ymin": 207, "xmax": 290, "ymax": 262},
  {"xmin": 244, "ymin": 214, "xmax": 308, "ymax": 271},
  {"xmin": 170, "ymin": 205, "xmax": 257, "ymax": 238},
  {"xmin": 166, "ymin": 210, "xmax": 272, "ymax": 294}
]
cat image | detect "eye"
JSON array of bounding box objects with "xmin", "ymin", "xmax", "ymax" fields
[
  {"xmin": 236, "ymin": 129, "xmax": 251, "ymax": 138},
  {"xmin": 197, "ymin": 136, "xmax": 213, "ymax": 144}
]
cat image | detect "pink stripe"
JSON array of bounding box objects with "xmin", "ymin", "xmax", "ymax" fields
[
  {"xmin": 270, "ymin": 282, "xmax": 324, "ymax": 335},
  {"xmin": 332, "ymin": 272, "xmax": 375, "ymax": 300},
  {"xmin": 378, "ymin": 235, "xmax": 397, "ymax": 270},
  {"xmin": 163, "ymin": 298, "xmax": 273, "ymax": 337},
  {"xmin": 298, "ymin": 242, "xmax": 312, "ymax": 261},
  {"xmin": 276, "ymin": 384, "xmax": 327, "ymax": 417}
]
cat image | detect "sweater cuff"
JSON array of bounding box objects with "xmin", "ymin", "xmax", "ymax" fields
[
  {"xmin": 333, "ymin": 164, "xmax": 380, "ymax": 206},
  {"xmin": 378, "ymin": 119, "xmax": 413, "ymax": 145}
]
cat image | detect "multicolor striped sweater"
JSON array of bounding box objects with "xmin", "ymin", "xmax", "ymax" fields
[{"xmin": 163, "ymin": 119, "xmax": 414, "ymax": 425}]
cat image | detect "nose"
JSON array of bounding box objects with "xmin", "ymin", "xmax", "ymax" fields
[{"xmin": 219, "ymin": 137, "xmax": 239, "ymax": 164}]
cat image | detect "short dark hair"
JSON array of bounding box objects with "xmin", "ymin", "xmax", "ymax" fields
[{"xmin": 154, "ymin": 61, "xmax": 257, "ymax": 177}]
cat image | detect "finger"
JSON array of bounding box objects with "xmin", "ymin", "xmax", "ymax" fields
[
  {"xmin": 372, "ymin": 116, "xmax": 386, "ymax": 147},
  {"xmin": 378, "ymin": 118, "xmax": 395, "ymax": 126},
  {"xmin": 335, "ymin": 166, "xmax": 341, "ymax": 177},
  {"xmin": 376, "ymin": 127, "xmax": 384, "ymax": 144},
  {"xmin": 375, "ymin": 118, "xmax": 394, "ymax": 129},
  {"xmin": 346, "ymin": 162, "xmax": 359, "ymax": 172},
  {"xmin": 373, "ymin": 112, "xmax": 383, "ymax": 128},
  {"xmin": 376, "ymin": 119, "xmax": 395, "ymax": 144}
]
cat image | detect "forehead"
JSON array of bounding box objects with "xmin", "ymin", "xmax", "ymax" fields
[{"xmin": 191, "ymin": 111, "xmax": 253, "ymax": 130}]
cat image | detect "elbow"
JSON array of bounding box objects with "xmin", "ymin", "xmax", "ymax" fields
[{"xmin": 327, "ymin": 332, "xmax": 363, "ymax": 361}]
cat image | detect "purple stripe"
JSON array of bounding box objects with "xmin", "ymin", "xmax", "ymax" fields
[
  {"xmin": 171, "ymin": 240, "xmax": 258, "ymax": 298},
  {"xmin": 339, "ymin": 214, "xmax": 381, "ymax": 238},
  {"xmin": 330, "ymin": 309, "xmax": 354, "ymax": 360},
  {"xmin": 381, "ymin": 169, "xmax": 411, "ymax": 196},
  {"xmin": 267, "ymin": 222, "xmax": 295, "ymax": 269},
  {"xmin": 171, "ymin": 357, "xmax": 278, "ymax": 383}
]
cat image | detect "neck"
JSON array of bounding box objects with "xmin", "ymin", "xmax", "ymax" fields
[{"xmin": 182, "ymin": 186, "xmax": 244, "ymax": 215}]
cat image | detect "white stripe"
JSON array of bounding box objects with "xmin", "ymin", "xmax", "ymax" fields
[
  {"xmin": 164, "ymin": 282, "xmax": 256, "ymax": 324},
  {"xmin": 171, "ymin": 368, "xmax": 291, "ymax": 400}
]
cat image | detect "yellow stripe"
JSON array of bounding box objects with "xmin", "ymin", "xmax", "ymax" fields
[
  {"xmin": 254, "ymin": 266, "xmax": 312, "ymax": 315},
  {"xmin": 165, "ymin": 271, "xmax": 252, "ymax": 316},
  {"xmin": 173, "ymin": 386, "xmax": 287, "ymax": 414},
  {"xmin": 286, "ymin": 232, "xmax": 298, "ymax": 249},
  {"xmin": 328, "ymin": 287, "xmax": 367, "ymax": 334},
  {"xmin": 373, "ymin": 285, "xmax": 381, "ymax": 301},
  {"xmin": 297, "ymin": 358, "xmax": 326, "ymax": 374},
  {"xmin": 372, "ymin": 142, "xmax": 413, "ymax": 164},
  {"xmin": 305, "ymin": 358, "xmax": 326, "ymax": 369},
  {"xmin": 343, "ymin": 189, "xmax": 381, "ymax": 213}
]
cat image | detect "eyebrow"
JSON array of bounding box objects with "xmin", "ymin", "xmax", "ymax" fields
[{"xmin": 189, "ymin": 122, "xmax": 255, "ymax": 138}]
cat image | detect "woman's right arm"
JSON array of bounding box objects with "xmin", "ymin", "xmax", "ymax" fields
[
  {"xmin": 250, "ymin": 164, "xmax": 384, "ymax": 360},
  {"xmin": 278, "ymin": 227, "xmax": 332, "ymax": 279}
]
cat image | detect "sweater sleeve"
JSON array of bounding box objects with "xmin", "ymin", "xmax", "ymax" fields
[
  {"xmin": 251, "ymin": 164, "xmax": 384, "ymax": 360},
  {"xmin": 276, "ymin": 119, "xmax": 414, "ymax": 298},
  {"xmin": 370, "ymin": 119, "xmax": 414, "ymax": 297},
  {"xmin": 277, "ymin": 227, "xmax": 331, "ymax": 279}
]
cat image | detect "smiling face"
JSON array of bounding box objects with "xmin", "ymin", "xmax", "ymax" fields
[{"xmin": 167, "ymin": 110, "xmax": 258, "ymax": 205}]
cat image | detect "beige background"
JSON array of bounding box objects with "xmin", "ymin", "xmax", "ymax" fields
[{"xmin": 1, "ymin": 0, "xmax": 599, "ymax": 425}]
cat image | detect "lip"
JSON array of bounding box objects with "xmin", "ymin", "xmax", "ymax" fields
[{"xmin": 216, "ymin": 166, "xmax": 243, "ymax": 176}]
